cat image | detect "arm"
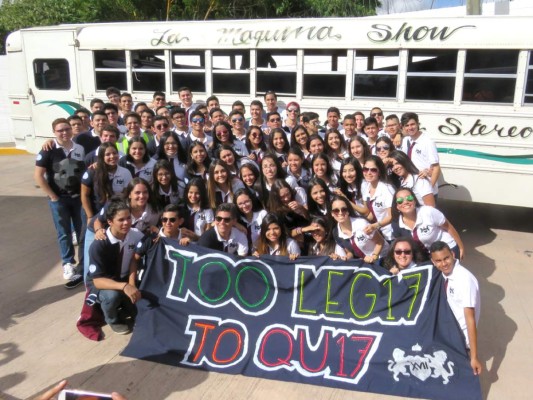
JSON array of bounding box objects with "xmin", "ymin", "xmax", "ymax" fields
[
  {"xmin": 81, "ymin": 184, "xmax": 94, "ymax": 219},
  {"xmin": 464, "ymin": 307, "xmax": 482, "ymax": 375},
  {"xmin": 125, "ymin": 253, "xmax": 142, "ymax": 303},
  {"xmin": 429, "ymin": 163, "xmax": 441, "ymax": 187},
  {"xmin": 422, "ymin": 192, "xmax": 436, "ymax": 207},
  {"xmin": 442, "ymin": 219, "xmax": 465, "ymax": 260},
  {"xmin": 364, "ymin": 207, "xmax": 392, "ymax": 235},
  {"xmin": 34, "ymin": 166, "xmax": 58, "ymax": 201},
  {"xmin": 363, "ymin": 230, "xmax": 384, "ymax": 263}
]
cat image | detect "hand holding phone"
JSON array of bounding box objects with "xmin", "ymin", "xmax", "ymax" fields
[{"xmin": 58, "ymin": 389, "xmax": 112, "ymax": 400}]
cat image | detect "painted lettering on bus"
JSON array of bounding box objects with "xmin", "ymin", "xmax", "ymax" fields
[
  {"xmin": 439, "ymin": 117, "xmax": 533, "ymax": 139},
  {"xmin": 217, "ymin": 25, "xmax": 341, "ymax": 47},
  {"xmin": 151, "ymin": 29, "xmax": 190, "ymax": 46},
  {"xmin": 367, "ymin": 23, "xmax": 475, "ymax": 43}
]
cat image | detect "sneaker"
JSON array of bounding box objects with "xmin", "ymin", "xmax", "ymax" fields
[
  {"xmin": 109, "ymin": 323, "xmax": 131, "ymax": 335},
  {"xmin": 72, "ymin": 231, "xmax": 78, "ymax": 246},
  {"xmin": 64, "ymin": 274, "xmax": 84, "ymax": 289},
  {"xmin": 62, "ymin": 263, "xmax": 76, "ymax": 280}
]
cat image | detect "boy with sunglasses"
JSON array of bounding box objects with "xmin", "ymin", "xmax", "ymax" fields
[{"xmin": 198, "ymin": 203, "xmax": 248, "ymax": 256}]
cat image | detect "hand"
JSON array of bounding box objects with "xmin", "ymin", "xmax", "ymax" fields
[
  {"xmin": 252, "ymin": 251, "xmax": 260, "ymax": 257},
  {"xmin": 418, "ymin": 168, "xmax": 431, "ymax": 179},
  {"xmin": 470, "ymin": 356, "xmax": 482, "ymax": 375},
  {"xmin": 287, "ymin": 201, "xmax": 300, "ymax": 211},
  {"xmin": 363, "ymin": 255, "xmax": 375, "ymax": 263},
  {"xmin": 363, "ymin": 224, "xmax": 377, "ymax": 235},
  {"xmin": 41, "ymin": 139, "xmax": 55, "ymax": 152},
  {"xmin": 38, "ymin": 380, "xmax": 67, "ymax": 400},
  {"xmin": 289, "ymin": 253, "xmax": 298, "ymax": 261},
  {"xmin": 95, "ymin": 228, "xmax": 107, "ymax": 240},
  {"xmin": 393, "ymin": 134, "xmax": 402, "ymax": 148},
  {"xmin": 333, "ymin": 188, "xmax": 343, "ymax": 197},
  {"xmin": 49, "ymin": 196, "xmax": 59, "ymax": 202},
  {"xmin": 179, "ymin": 237, "xmax": 191, "ymax": 246},
  {"xmin": 248, "ymin": 153, "xmax": 257, "ymax": 161},
  {"xmin": 390, "ymin": 266, "xmax": 400, "ymax": 275},
  {"xmin": 124, "ymin": 283, "xmax": 141, "ymax": 304},
  {"xmin": 281, "ymin": 161, "xmax": 288, "ymax": 168}
]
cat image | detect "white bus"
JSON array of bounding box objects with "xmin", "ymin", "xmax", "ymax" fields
[{"xmin": 6, "ymin": 16, "xmax": 533, "ymax": 207}]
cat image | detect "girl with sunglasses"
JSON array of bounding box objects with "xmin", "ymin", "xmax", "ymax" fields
[
  {"xmin": 382, "ymin": 237, "xmax": 427, "ymax": 275},
  {"xmin": 391, "ymin": 187, "xmax": 464, "ymax": 260},
  {"xmin": 245, "ymin": 125, "xmax": 267, "ymax": 164},
  {"xmin": 211, "ymin": 120, "xmax": 249, "ymax": 158},
  {"xmin": 180, "ymin": 177, "xmax": 214, "ymax": 241},
  {"xmin": 253, "ymin": 213, "xmax": 300, "ymax": 260},
  {"xmin": 152, "ymin": 160, "xmax": 180, "ymax": 210},
  {"xmin": 361, "ymin": 155, "xmax": 395, "ymax": 242},
  {"xmin": 389, "ymin": 150, "xmax": 436, "ymax": 207},
  {"xmin": 375, "ymin": 136, "xmax": 401, "ymax": 189},
  {"xmin": 330, "ymin": 195, "xmax": 388, "ymax": 263}
]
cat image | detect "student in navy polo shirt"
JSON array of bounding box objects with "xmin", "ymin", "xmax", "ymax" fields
[
  {"xmin": 34, "ymin": 118, "xmax": 85, "ymax": 281},
  {"xmin": 198, "ymin": 203, "xmax": 248, "ymax": 256},
  {"xmin": 86, "ymin": 198, "xmax": 144, "ymax": 335}
]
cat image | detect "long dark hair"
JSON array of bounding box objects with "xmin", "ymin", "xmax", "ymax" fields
[
  {"xmin": 212, "ymin": 120, "xmax": 236, "ymax": 147},
  {"xmin": 268, "ymin": 128, "xmax": 290, "ymax": 155},
  {"xmin": 184, "ymin": 177, "xmax": 210, "ymax": 210},
  {"xmin": 390, "ymin": 186, "xmax": 421, "ymax": 221},
  {"xmin": 382, "ymin": 236, "xmax": 428, "ymax": 270},
  {"xmin": 125, "ymin": 136, "xmax": 150, "ymax": 164},
  {"xmin": 364, "ymin": 155, "xmax": 390, "ymax": 185},
  {"xmin": 157, "ymin": 131, "xmax": 187, "ymax": 164},
  {"xmin": 186, "ymin": 140, "xmax": 212, "ymax": 177},
  {"xmin": 245, "ymin": 125, "xmax": 266, "ymax": 152},
  {"xmin": 308, "ymin": 216, "xmax": 337, "ymax": 256},
  {"xmin": 124, "ymin": 177, "xmax": 158, "ymax": 212},
  {"xmin": 306, "ymin": 177, "xmax": 332, "ymax": 218},
  {"xmin": 267, "ymin": 179, "xmax": 296, "ymax": 214},
  {"xmin": 338, "ymin": 157, "xmax": 364, "ymax": 201},
  {"xmin": 152, "ymin": 159, "xmax": 179, "ymax": 210},
  {"xmin": 94, "ymin": 142, "xmax": 117, "ymax": 203},
  {"xmin": 255, "ymin": 213, "xmax": 290, "ymax": 256}
]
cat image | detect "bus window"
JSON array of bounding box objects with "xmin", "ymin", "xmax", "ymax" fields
[
  {"xmin": 406, "ymin": 50, "xmax": 456, "ymax": 101},
  {"xmin": 94, "ymin": 50, "xmax": 127, "ymax": 91},
  {"xmin": 33, "ymin": 59, "xmax": 70, "ymax": 90},
  {"xmin": 212, "ymin": 50, "xmax": 249, "ymax": 95},
  {"xmin": 172, "ymin": 51, "xmax": 206, "ymax": 93},
  {"xmin": 256, "ymin": 50, "xmax": 297, "ymax": 96},
  {"xmin": 303, "ymin": 50, "xmax": 346, "ymax": 98},
  {"xmin": 463, "ymin": 50, "xmax": 518, "ymax": 103},
  {"xmin": 524, "ymin": 52, "xmax": 533, "ymax": 104},
  {"xmin": 132, "ymin": 50, "xmax": 165, "ymax": 92},
  {"xmin": 353, "ymin": 50, "xmax": 398, "ymax": 98}
]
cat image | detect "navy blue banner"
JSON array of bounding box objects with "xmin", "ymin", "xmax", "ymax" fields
[{"xmin": 122, "ymin": 239, "xmax": 481, "ymax": 400}]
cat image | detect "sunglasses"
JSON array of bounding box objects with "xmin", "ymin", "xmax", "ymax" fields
[
  {"xmin": 215, "ymin": 216, "xmax": 232, "ymax": 223},
  {"xmin": 232, "ymin": 117, "xmax": 244, "ymax": 122},
  {"xmin": 161, "ymin": 217, "xmax": 177, "ymax": 223},
  {"xmin": 332, "ymin": 207, "xmax": 349, "ymax": 215},
  {"xmin": 269, "ymin": 118, "xmax": 281, "ymax": 122},
  {"xmin": 216, "ymin": 130, "xmax": 229, "ymax": 135},
  {"xmin": 191, "ymin": 118, "xmax": 205, "ymax": 123},
  {"xmin": 362, "ymin": 167, "xmax": 379, "ymax": 174},
  {"xmin": 155, "ymin": 124, "xmax": 169, "ymax": 129},
  {"xmin": 394, "ymin": 249, "xmax": 412, "ymax": 255},
  {"xmin": 376, "ymin": 145, "xmax": 390, "ymax": 151},
  {"xmin": 287, "ymin": 108, "xmax": 299, "ymax": 113},
  {"xmin": 371, "ymin": 112, "xmax": 383, "ymax": 117},
  {"xmin": 396, "ymin": 195, "xmax": 415, "ymax": 204}
]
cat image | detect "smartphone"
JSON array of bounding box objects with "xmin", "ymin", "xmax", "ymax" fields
[{"xmin": 58, "ymin": 389, "xmax": 112, "ymax": 400}]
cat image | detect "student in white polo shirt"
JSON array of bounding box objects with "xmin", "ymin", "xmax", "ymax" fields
[{"xmin": 430, "ymin": 241, "xmax": 482, "ymax": 376}]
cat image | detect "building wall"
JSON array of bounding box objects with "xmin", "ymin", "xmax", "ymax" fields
[{"xmin": 0, "ymin": 55, "xmax": 14, "ymax": 144}]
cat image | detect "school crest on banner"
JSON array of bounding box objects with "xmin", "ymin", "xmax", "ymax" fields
[{"xmin": 122, "ymin": 239, "xmax": 481, "ymax": 400}]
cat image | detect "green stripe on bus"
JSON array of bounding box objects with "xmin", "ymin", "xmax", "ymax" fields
[
  {"xmin": 36, "ymin": 100, "xmax": 82, "ymax": 115},
  {"xmin": 438, "ymin": 148, "xmax": 533, "ymax": 165}
]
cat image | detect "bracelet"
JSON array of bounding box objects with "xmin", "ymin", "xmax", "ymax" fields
[
  {"xmin": 376, "ymin": 221, "xmax": 381, "ymax": 228},
  {"xmin": 372, "ymin": 254, "xmax": 379, "ymax": 259},
  {"xmin": 122, "ymin": 283, "xmax": 128, "ymax": 291},
  {"xmin": 296, "ymin": 227, "xmax": 303, "ymax": 235}
]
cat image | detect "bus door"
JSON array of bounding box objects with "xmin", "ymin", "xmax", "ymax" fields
[{"xmin": 22, "ymin": 29, "xmax": 80, "ymax": 152}]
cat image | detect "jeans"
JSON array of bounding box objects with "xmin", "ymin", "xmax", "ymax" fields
[
  {"xmin": 48, "ymin": 197, "xmax": 82, "ymax": 265},
  {"xmin": 97, "ymin": 289, "xmax": 137, "ymax": 325},
  {"xmin": 83, "ymin": 228, "xmax": 95, "ymax": 283}
]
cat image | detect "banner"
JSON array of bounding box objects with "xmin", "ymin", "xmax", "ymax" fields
[{"xmin": 122, "ymin": 239, "xmax": 481, "ymax": 400}]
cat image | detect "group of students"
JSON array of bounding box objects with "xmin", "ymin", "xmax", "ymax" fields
[{"xmin": 34, "ymin": 87, "xmax": 480, "ymax": 375}]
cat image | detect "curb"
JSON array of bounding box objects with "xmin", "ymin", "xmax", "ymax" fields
[{"xmin": 0, "ymin": 147, "xmax": 31, "ymax": 155}]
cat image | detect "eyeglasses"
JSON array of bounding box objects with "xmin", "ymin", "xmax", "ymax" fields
[
  {"xmin": 396, "ymin": 195, "xmax": 415, "ymax": 204},
  {"xmin": 162, "ymin": 217, "xmax": 177, "ymax": 223},
  {"xmin": 371, "ymin": 112, "xmax": 383, "ymax": 117},
  {"xmin": 287, "ymin": 108, "xmax": 299, "ymax": 113},
  {"xmin": 215, "ymin": 216, "xmax": 232, "ymax": 223},
  {"xmin": 232, "ymin": 117, "xmax": 244, "ymax": 122},
  {"xmin": 394, "ymin": 249, "xmax": 412, "ymax": 255},
  {"xmin": 376, "ymin": 145, "xmax": 390, "ymax": 152},
  {"xmin": 362, "ymin": 167, "xmax": 379, "ymax": 174},
  {"xmin": 154, "ymin": 97, "xmax": 165, "ymax": 102},
  {"xmin": 155, "ymin": 124, "xmax": 169, "ymax": 129},
  {"xmin": 269, "ymin": 118, "xmax": 281, "ymax": 122},
  {"xmin": 191, "ymin": 118, "xmax": 205, "ymax": 124},
  {"xmin": 332, "ymin": 207, "xmax": 349, "ymax": 215},
  {"xmin": 216, "ymin": 130, "xmax": 229, "ymax": 135}
]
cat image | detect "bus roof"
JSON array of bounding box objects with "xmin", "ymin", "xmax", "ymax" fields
[{"xmin": 10, "ymin": 15, "xmax": 533, "ymax": 51}]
